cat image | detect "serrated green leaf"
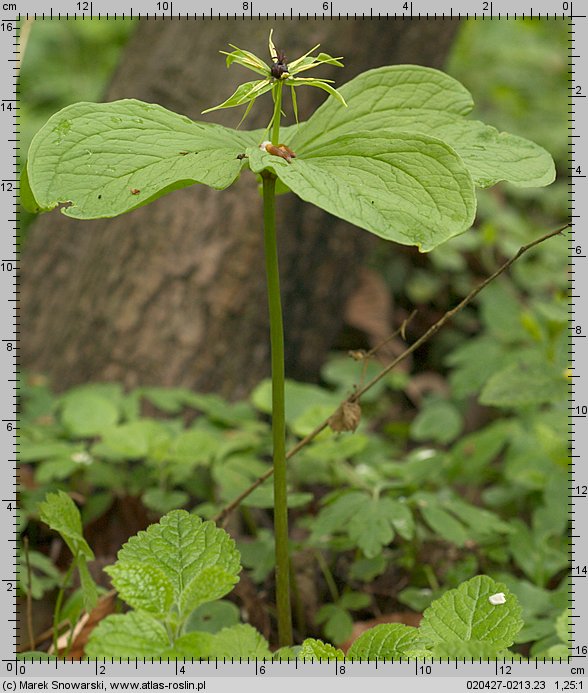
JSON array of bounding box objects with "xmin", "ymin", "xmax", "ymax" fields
[
  {"xmin": 431, "ymin": 639, "xmax": 505, "ymax": 659},
  {"xmin": 106, "ymin": 561, "xmax": 174, "ymax": 615},
  {"xmin": 248, "ymin": 131, "xmax": 476, "ymax": 253},
  {"xmin": 299, "ymin": 638, "xmax": 344, "ymax": 661},
  {"xmin": 179, "ymin": 565, "xmax": 240, "ymax": 616},
  {"xmin": 291, "ymin": 65, "xmax": 554, "ymax": 189},
  {"xmin": 348, "ymin": 623, "xmax": 422, "ymax": 660},
  {"xmin": 26, "ymin": 100, "xmax": 257, "ymax": 219},
  {"xmin": 112, "ymin": 510, "xmax": 241, "ymax": 621},
  {"xmin": 85, "ymin": 612, "xmax": 170, "ymax": 658},
  {"xmin": 204, "ymin": 624, "xmax": 272, "ymax": 658},
  {"xmin": 39, "ymin": 491, "xmax": 94, "ymax": 561},
  {"xmin": 60, "ymin": 391, "xmax": 119, "ymax": 438},
  {"xmin": 17, "ymin": 653, "xmax": 58, "ymax": 661},
  {"xmin": 163, "ymin": 631, "xmax": 216, "ymax": 658},
  {"xmin": 419, "ymin": 576, "xmax": 523, "ymax": 650}
]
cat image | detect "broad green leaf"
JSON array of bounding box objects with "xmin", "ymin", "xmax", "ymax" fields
[
  {"xmin": 507, "ymin": 520, "xmax": 569, "ymax": 586},
  {"xmin": 165, "ymin": 624, "xmax": 270, "ymax": 658},
  {"xmin": 251, "ymin": 378, "xmax": 340, "ymax": 425},
  {"xmin": 77, "ymin": 559, "xmax": 99, "ymax": 613},
  {"xmin": 247, "ymin": 132, "xmax": 476, "ymax": 252},
  {"xmin": 17, "ymin": 550, "xmax": 61, "ymax": 599},
  {"xmin": 26, "ymin": 100, "xmax": 257, "ymax": 219},
  {"xmin": 349, "ymin": 555, "xmax": 388, "ymax": 582},
  {"xmin": 410, "ymin": 397, "xmax": 463, "ymax": 444},
  {"xmin": 418, "ymin": 498, "xmax": 470, "ymax": 547},
  {"xmin": 299, "ymin": 638, "xmax": 344, "ymax": 661},
  {"xmin": 100, "ymin": 420, "xmax": 171, "ymax": 460},
  {"xmin": 419, "ymin": 576, "xmax": 523, "ymax": 650},
  {"xmin": 17, "ymin": 653, "xmax": 57, "ymax": 661},
  {"xmin": 19, "ymin": 440, "xmax": 84, "ymax": 464},
  {"xmin": 238, "ymin": 529, "xmax": 275, "ymax": 583},
  {"xmin": 142, "ymin": 488, "xmax": 189, "ymax": 514},
  {"xmin": 110, "ymin": 510, "xmax": 241, "ymax": 621},
  {"xmin": 432, "ymin": 639, "xmax": 506, "ymax": 659},
  {"xmin": 170, "ymin": 428, "xmax": 220, "ymax": 467},
  {"xmin": 311, "ymin": 491, "xmax": 368, "ymax": 541},
  {"xmin": 106, "ymin": 561, "xmax": 174, "ymax": 616},
  {"xmin": 348, "ymin": 497, "xmax": 395, "ymax": 558},
  {"xmin": 321, "ymin": 354, "xmax": 386, "ymax": 402},
  {"xmin": 163, "ymin": 631, "xmax": 216, "ymax": 658},
  {"xmin": 39, "ymin": 491, "xmax": 94, "ymax": 561},
  {"xmin": 316, "ymin": 604, "xmax": 354, "ymax": 645},
  {"xmin": 348, "ymin": 623, "xmax": 422, "ymax": 660},
  {"xmin": 204, "ymin": 624, "xmax": 271, "ymax": 658},
  {"xmin": 179, "ymin": 565, "xmax": 240, "ymax": 616},
  {"xmin": 19, "ymin": 163, "xmax": 42, "ymax": 213},
  {"xmin": 85, "ymin": 612, "xmax": 170, "ymax": 658},
  {"xmin": 480, "ymin": 358, "xmax": 566, "ymax": 408},
  {"xmin": 291, "ymin": 65, "xmax": 555, "ymax": 189},
  {"xmin": 140, "ymin": 386, "xmax": 194, "ymax": 414},
  {"xmin": 447, "ymin": 337, "xmax": 508, "ymax": 399},
  {"xmin": 313, "ymin": 492, "xmax": 411, "ymax": 557},
  {"xmin": 36, "ymin": 457, "xmax": 81, "ymax": 484},
  {"xmin": 185, "ymin": 600, "xmax": 240, "ymax": 634},
  {"xmin": 447, "ymin": 497, "xmax": 512, "ymax": 540},
  {"xmin": 60, "ymin": 391, "xmax": 119, "ymax": 438},
  {"xmin": 555, "ymin": 609, "xmax": 571, "ymax": 645}
]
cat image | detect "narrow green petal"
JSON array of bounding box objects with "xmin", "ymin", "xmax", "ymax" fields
[
  {"xmin": 221, "ymin": 46, "xmax": 269, "ymax": 76},
  {"xmin": 268, "ymin": 29, "xmax": 277, "ymax": 61},
  {"xmin": 288, "ymin": 44, "xmax": 321, "ymax": 71},
  {"xmin": 287, "ymin": 78, "xmax": 347, "ymax": 107},
  {"xmin": 293, "ymin": 53, "xmax": 344, "ymax": 74},
  {"xmin": 202, "ymin": 79, "xmax": 273, "ymax": 113}
]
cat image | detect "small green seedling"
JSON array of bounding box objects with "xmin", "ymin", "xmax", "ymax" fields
[{"xmin": 23, "ymin": 31, "xmax": 555, "ymax": 647}]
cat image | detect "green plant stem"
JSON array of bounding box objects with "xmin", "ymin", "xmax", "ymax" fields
[
  {"xmin": 271, "ymin": 81, "xmax": 283, "ymax": 145},
  {"xmin": 262, "ymin": 170, "xmax": 292, "ymax": 647},
  {"xmin": 314, "ymin": 549, "xmax": 339, "ymax": 603},
  {"xmin": 53, "ymin": 560, "xmax": 76, "ymax": 653}
]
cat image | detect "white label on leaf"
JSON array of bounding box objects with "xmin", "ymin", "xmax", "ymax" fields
[{"xmin": 488, "ymin": 592, "xmax": 506, "ymax": 605}]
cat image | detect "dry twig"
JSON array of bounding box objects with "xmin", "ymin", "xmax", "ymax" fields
[{"xmin": 214, "ymin": 224, "xmax": 568, "ymax": 524}]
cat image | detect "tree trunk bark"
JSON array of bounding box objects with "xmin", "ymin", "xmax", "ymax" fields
[{"xmin": 21, "ymin": 19, "xmax": 460, "ymax": 398}]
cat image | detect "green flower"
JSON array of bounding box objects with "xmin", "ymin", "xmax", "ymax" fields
[{"xmin": 202, "ymin": 30, "xmax": 346, "ymax": 126}]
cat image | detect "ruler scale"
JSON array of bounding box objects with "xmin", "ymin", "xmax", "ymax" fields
[{"xmin": 3, "ymin": 1, "xmax": 584, "ymax": 688}]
